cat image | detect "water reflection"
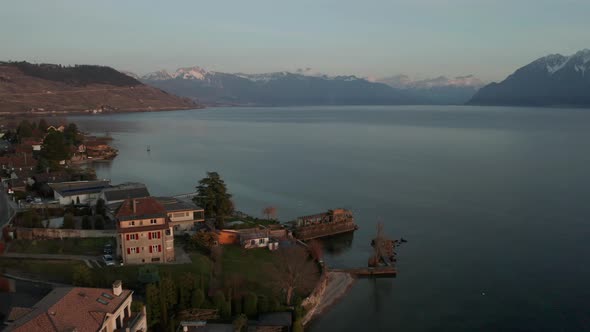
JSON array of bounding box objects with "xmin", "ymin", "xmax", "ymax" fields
[{"xmin": 320, "ymin": 231, "xmax": 354, "ymax": 255}]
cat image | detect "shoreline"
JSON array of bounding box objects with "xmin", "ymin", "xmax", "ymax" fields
[
  {"xmin": 0, "ymin": 105, "xmax": 203, "ymax": 120},
  {"xmin": 302, "ymin": 271, "xmax": 356, "ymax": 326}
]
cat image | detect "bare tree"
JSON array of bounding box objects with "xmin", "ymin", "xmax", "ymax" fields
[
  {"xmin": 262, "ymin": 206, "xmax": 277, "ymax": 220},
  {"xmin": 269, "ymin": 245, "xmax": 320, "ymax": 305},
  {"xmin": 307, "ymin": 239, "xmax": 324, "ymax": 262}
]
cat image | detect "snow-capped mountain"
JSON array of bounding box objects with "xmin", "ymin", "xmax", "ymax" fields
[
  {"xmin": 376, "ymin": 74, "xmax": 485, "ymax": 104},
  {"xmin": 470, "ymin": 49, "xmax": 590, "ymax": 106},
  {"xmin": 172, "ymin": 66, "xmax": 210, "ymax": 80},
  {"xmin": 142, "ymin": 69, "xmax": 173, "ymax": 81},
  {"xmin": 377, "ymin": 74, "xmax": 484, "ymax": 89}
]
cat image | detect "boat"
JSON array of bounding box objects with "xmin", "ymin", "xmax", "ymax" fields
[
  {"xmin": 292, "ymin": 209, "xmax": 357, "ymax": 241},
  {"xmin": 147, "ymin": 145, "xmax": 151, "ymax": 152}
]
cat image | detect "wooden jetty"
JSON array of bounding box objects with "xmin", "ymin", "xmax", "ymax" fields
[{"xmin": 330, "ymin": 267, "xmax": 397, "ymax": 278}]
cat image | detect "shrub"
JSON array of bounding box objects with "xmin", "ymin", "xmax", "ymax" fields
[{"xmin": 243, "ymin": 292, "xmax": 258, "ymax": 317}]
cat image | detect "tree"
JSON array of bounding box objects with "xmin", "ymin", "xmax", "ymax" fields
[
  {"xmin": 243, "ymin": 292, "xmax": 258, "ymax": 317},
  {"xmin": 146, "ymin": 283, "xmax": 161, "ymax": 327},
  {"xmin": 178, "ymin": 273, "xmax": 196, "ymax": 309},
  {"xmin": 62, "ymin": 213, "xmax": 75, "ymax": 229},
  {"xmin": 21, "ymin": 209, "xmax": 42, "ymax": 228},
  {"xmin": 17, "ymin": 120, "xmax": 33, "ymax": 138},
  {"xmin": 95, "ymin": 198, "xmax": 106, "ymax": 216},
  {"xmin": 72, "ymin": 265, "xmax": 93, "ymax": 286},
  {"xmin": 64, "ymin": 123, "xmax": 81, "ymax": 145},
  {"xmin": 308, "ymin": 240, "xmax": 324, "ymax": 262},
  {"xmin": 37, "ymin": 118, "xmax": 48, "ymax": 132},
  {"xmin": 82, "ymin": 215, "xmax": 92, "ymax": 229},
  {"xmin": 262, "ymin": 206, "xmax": 277, "ymax": 220},
  {"xmin": 190, "ymin": 230, "xmax": 218, "ymax": 252},
  {"xmin": 270, "ymin": 245, "xmax": 320, "ymax": 305},
  {"xmin": 41, "ymin": 130, "xmax": 71, "ymax": 162},
  {"xmin": 257, "ymin": 295, "xmax": 269, "ymax": 314},
  {"xmin": 233, "ymin": 314, "xmax": 248, "ymax": 332},
  {"xmin": 160, "ymin": 276, "xmax": 178, "ymax": 308},
  {"xmin": 193, "ymin": 172, "xmax": 233, "ymax": 229},
  {"xmin": 191, "ymin": 289, "xmax": 205, "ymax": 308},
  {"xmin": 93, "ymin": 215, "xmax": 104, "ymax": 230}
]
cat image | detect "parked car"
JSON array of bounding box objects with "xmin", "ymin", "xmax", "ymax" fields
[
  {"xmin": 33, "ymin": 197, "xmax": 42, "ymax": 204},
  {"xmin": 25, "ymin": 195, "xmax": 33, "ymax": 203},
  {"xmin": 102, "ymin": 254, "xmax": 115, "ymax": 266},
  {"xmin": 103, "ymin": 244, "xmax": 113, "ymax": 255}
]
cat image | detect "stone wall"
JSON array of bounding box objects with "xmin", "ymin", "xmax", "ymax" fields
[{"xmin": 15, "ymin": 227, "xmax": 116, "ymax": 240}]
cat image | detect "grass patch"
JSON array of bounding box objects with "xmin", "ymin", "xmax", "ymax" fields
[
  {"xmin": 0, "ymin": 257, "xmax": 86, "ymax": 284},
  {"xmin": 219, "ymin": 245, "xmax": 281, "ymax": 296},
  {"xmin": 9, "ymin": 237, "xmax": 114, "ymax": 255}
]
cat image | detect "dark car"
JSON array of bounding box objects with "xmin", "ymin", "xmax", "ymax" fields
[{"xmin": 103, "ymin": 243, "xmax": 113, "ymax": 255}]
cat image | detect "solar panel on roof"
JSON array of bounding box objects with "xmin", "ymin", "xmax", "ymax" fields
[{"xmin": 101, "ymin": 292, "xmax": 114, "ymax": 299}]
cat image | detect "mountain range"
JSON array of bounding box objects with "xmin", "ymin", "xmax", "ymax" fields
[
  {"xmin": 469, "ymin": 49, "xmax": 590, "ymax": 106},
  {"xmin": 137, "ymin": 67, "xmax": 484, "ymax": 106}
]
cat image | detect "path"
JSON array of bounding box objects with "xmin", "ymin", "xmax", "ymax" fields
[{"xmin": 302, "ymin": 271, "xmax": 356, "ymax": 326}]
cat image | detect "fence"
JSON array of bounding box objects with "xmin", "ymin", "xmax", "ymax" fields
[{"xmin": 15, "ymin": 227, "xmax": 116, "ymax": 240}]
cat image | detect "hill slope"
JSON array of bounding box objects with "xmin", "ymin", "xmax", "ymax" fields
[
  {"xmin": 0, "ymin": 62, "xmax": 198, "ymax": 115},
  {"xmin": 469, "ymin": 49, "xmax": 590, "ymax": 106}
]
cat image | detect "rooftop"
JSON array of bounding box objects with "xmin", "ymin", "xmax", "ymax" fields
[
  {"xmin": 155, "ymin": 196, "xmax": 203, "ymax": 212},
  {"xmin": 5, "ymin": 286, "xmax": 132, "ymax": 332},
  {"xmin": 102, "ymin": 182, "xmax": 150, "ymax": 202},
  {"xmin": 49, "ymin": 180, "xmax": 111, "ymax": 197},
  {"xmin": 116, "ymin": 197, "xmax": 167, "ymax": 221}
]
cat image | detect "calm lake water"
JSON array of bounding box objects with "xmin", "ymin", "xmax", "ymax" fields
[{"xmin": 72, "ymin": 105, "xmax": 590, "ymax": 332}]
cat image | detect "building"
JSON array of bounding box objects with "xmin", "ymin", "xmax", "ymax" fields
[
  {"xmin": 293, "ymin": 208, "xmax": 357, "ymax": 241},
  {"xmin": 156, "ymin": 197, "xmax": 205, "ymax": 233},
  {"xmin": 240, "ymin": 232, "xmax": 270, "ymax": 249},
  {"xmin": 3, "ymin": 280, "xmax": 146, "ymax": 332},
  {"xmin": 100, "ymin": 183, "xmax": 151, "ymax": 206},
  {"xmin": 116, "ymin": 197, "xmax": 175, "ymax": 264},
  {"xmin": 49, "ymin": 180, "xmax": 111, "ymax": 205}
]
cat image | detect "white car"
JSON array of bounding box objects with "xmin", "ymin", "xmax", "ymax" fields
[{"xmin": 102, "ymin": 254, "xmax": 115, "ymax": 266}]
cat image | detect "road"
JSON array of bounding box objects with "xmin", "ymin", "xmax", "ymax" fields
[{"xmin": 0, "ymin": 183, "xmax": 16, "ymax": 230}]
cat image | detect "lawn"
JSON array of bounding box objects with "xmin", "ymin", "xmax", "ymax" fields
[
  {"xmin": 0, "ymin": 257, "xmax": 86, "ymax": 284},
  {"xmin": 9, "ymin": 237, "xmax": 114, "ymax": 256}
]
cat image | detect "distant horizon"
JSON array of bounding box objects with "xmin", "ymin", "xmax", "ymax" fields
[{"xmin": 2, "ymin": 1, "xmax": 590, "ymax": 82}]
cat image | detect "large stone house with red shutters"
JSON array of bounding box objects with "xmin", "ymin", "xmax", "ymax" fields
[{"xmin": 115, "ymin": 197, "xmax": 175, "ymax": 265}]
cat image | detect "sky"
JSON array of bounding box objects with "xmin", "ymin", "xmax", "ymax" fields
[{"xmin": 1, "ymin": 0, "xmax": 589, "ymax": 82}]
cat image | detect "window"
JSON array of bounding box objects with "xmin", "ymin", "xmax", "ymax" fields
[
  {"xmin": 149, "ymin": 244, "xmax": 159, "ymax": 253},
  {"xmin": 259, "ymin": 238, "xmax": 266, "ymax": 244},
  {"xmin": 130, "ymin": 221, "xmax": 135, "ymax": 226},
  {"xmin": 165, "ymin": 229, "xmax": 171, "ymax": 236},
  {"xmin": 127, "ymin": 233, "xmax": 139, "ymax": 241},
  {"xmin": 139, "ymin": 221, "xmax": 143, "ymax": 226},
  {"xmin": 127, "ymin": 247, "xmax": 139, "ymax": 254},
  {"xmin": 148, "ymin": 231, "xmax": 160, "ymax": 239},
  {"xmin": 251, "ymin": 240, "xmax": 255, "ymax": 245},
  {"xmin": 150, "ymin": 219, "xmax": 157, "ymax": 224},
  {"xmin": 151, "ymin": 257, "xmax": 160, "ymax": 262}
]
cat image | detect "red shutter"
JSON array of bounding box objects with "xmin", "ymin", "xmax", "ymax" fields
[
  {"xmin": 136, "ymin": 247, "xmax": 139, "ymax": 253},
  {"xmin": 158, "ymin": 231, "xmax": 161, "ymax": 239},
  {"xmin": 136, "ymin": 233, "xmax": 139, "ymax": 240},
  {"xmin": 148, "ymin": 232, "xmax": 152, "ymax": 240},
  {"xmin": 127, "ymin": 248, "xmax": 130, "ymax": 254},
  {"xmin": 158, "ymin": 245, "xmax": 162, "ymax": 252},
  {"xmin": 149, "ymin": 246, "xmax": 152, "ymax": 253},
  {"xmin": 126, "ymin": 234, "xmax": 129, "ymax": 241}
]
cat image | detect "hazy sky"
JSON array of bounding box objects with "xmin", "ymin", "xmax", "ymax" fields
[{"xmin": 1, "ymin": 0, "xmax": 589, "ymax": 82}]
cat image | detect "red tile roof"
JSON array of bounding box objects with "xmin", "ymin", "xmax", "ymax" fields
[
  {"xmin": 116, "ymin": 197, "xmax": 167, "ymax": 221},
  {"xmin": 8, "ymin": 286, "xmax": 132, "ymax": 332}
]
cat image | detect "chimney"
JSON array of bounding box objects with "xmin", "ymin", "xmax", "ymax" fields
[
  {"xmin": 112, "ymin": 280, "xmax": 122, "ymax": 296},
  {"xmin": 132, "ymin": 200, "xmax": 137, "ymax": 214}
]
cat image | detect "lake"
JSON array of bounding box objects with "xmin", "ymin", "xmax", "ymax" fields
[{"xmin": 71, "ymin": 105, "xmax": 590, "ymax": 332}]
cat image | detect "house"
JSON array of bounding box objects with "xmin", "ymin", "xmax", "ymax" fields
[
  {"xmin": 0, "ymin": 154, "xmax": 36, "ymax": 170},
  {"xmin": 116, "ymin": 197, "xmax": 175, "ymax": 264},
  {"xmin": 100, "ymin": 182, "xmax": 150, "ymax": 206},
  {"xmin": 3, "ymin": 280, "xmax": 147, "ymax": 332},
  {"xmin": 240, "ymin": 231, "xmax": 270, "ymax": 249},
  {"xmin": 217, "ymin": 229, "xmax": 240, "ymax": 245},
  {"xmin": 156, "ymin": 197, "xmax": 205, "ymax": 233},
  {"xmin": 46, "ymin": 125, "xmax": 65, "ymax": 132},
  {"xmin": 21, "ymin": 139, "xmax": 42, "ymax": 151},
  {"xmin": 49, "ymin": 180, "xmax": 111, "ymax": 205}
]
